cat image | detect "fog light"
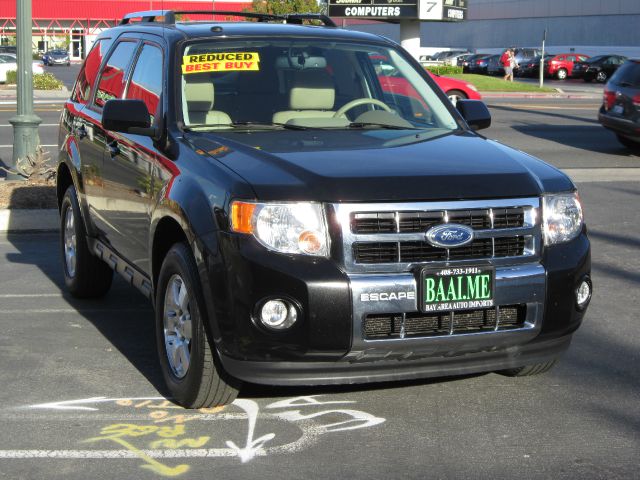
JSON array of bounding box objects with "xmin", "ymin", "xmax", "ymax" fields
[
  {"xmin": 576, "ymin": 277, "xmax": 592, "ymax": 310},
  {"xmin": 259, "ymin": 299, "xmax": 298, "ymax": 331}
]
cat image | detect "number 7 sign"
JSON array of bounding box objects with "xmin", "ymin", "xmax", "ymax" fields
[{"xmin": 419, "ymin": 0, "xmax": 444, "ymax": 20}]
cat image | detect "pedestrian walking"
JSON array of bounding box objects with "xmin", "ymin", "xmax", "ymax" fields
[
  {"xmin": 501, "ymin": 49, "xmax": 511, "ymax": 81},
  {"xmin": 508, "ymin": 49, "xmax": 519, "ymax": 81}
]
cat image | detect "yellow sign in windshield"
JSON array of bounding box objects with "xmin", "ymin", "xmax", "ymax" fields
[{"xmin": 182, "ymin": 52, "xmax": 260, "ymax": 74}]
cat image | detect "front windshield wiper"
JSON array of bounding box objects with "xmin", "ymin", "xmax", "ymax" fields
[
  {"xmin": 184, "ymin": 121, "xmax": 308, "ymax": 131},
  {"xmin": 348, "ymin": 122, "xmax": 421, "ymax": 130}
]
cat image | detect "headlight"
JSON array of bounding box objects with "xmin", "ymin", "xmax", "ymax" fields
[
  {"xmin": 230, "ymin": 201, "xmax": 329, "ymax": 256},
  {"xmin": 542, "ymin": 192, "xmax": 583, "ymax": 245}
]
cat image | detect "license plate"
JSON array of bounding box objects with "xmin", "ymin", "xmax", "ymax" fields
[
  {"xmin": 420, "ymin": 266, "xmax": 494, "ymax": 312},
  {"xmin": 612, "ymin": 104, "xmax": 624, "ymax": 115}
]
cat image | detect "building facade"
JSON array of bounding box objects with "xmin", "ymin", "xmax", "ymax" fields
[
  {"xmin": 0, "ymin": 0, "xmax": 251, "ymax": 60},
  {"xmin": 344, "ymin": 0, "xmax": 640, "ymax": 58}
]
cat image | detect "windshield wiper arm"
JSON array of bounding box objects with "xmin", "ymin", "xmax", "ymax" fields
[
  {"xmin": 232, "ymin": 121, "xmax": 308, "ymax": 130},
  {"xmin": 184, "ymin": 121, "xmax": 308, "ymax": 131},
  {"xmin": 348, "ymin": 122, "xmax": 420, "ymax": 130}
]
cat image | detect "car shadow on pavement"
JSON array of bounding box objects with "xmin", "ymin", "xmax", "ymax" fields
[
  {"xmin": 488, "ymin": 104, "xmax": 601, "ymax": 125},
  {"xmin": 4, "ymin": 228, "xmax": 169, "ymax": 399},
  {"xmin": 510, "ymin": 124, "xmax": 633, "ymax": 156}
]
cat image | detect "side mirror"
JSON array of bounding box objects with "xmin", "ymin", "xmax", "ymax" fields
[
  {"xmin": 456, "ymin": 99, "xmax": 492, "ymax": 131},
  {"xmin": 102, "ymin": 99, "xmax": 156, "ymax": 136}
]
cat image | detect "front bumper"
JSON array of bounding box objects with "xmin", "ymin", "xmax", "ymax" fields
[
  {"xmin": 197, "ymin": 231, "xmax": 590, "ymax": 386},
  {"xmin": 220, "ymin": 334, "xmax": 572, "ymax": 385}
]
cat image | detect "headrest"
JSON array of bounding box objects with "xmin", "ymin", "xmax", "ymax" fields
[
  {"xmin": 184, "ymin": 81, "xmax": 214, "ymax": 112},
  {"xmin": 289, "ymin": 70, "xmax": 335, "ymax": 110}
]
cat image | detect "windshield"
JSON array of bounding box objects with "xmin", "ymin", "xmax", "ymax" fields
[
  {"xmin": 586, "ymin": 55, "xmax": 606, "ymax": 63},
  {"xmin": 180, "ymin": 39, "xmax": 459, "ymax": 131}
]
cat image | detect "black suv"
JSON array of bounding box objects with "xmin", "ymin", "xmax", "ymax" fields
[
  {"xmin": 57, "ymin": 10, "xmax": 592, "ymax": 408},
  {"xmin": 599, "ymin": 59, "xmax": 640, "ymax": 152}
]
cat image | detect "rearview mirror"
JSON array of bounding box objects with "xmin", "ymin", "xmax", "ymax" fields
[
  {"xmin": 456, "ymin": 100, "xmax": 492, "ymax": 131},
  {"xmin": 102, "ymin": 99, "xmax": 155, "ymax": 136}
]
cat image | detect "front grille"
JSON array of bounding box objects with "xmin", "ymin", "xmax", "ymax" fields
[
  {"xmin": 363, "ymin": 305, "xmax": 526, "ymax": 339},
  {"xmin": 351, "ymin": 207, "xmax": 525, "ymax": 234},
  {"xmin": 353, "ymin": 237, "xmax": 526, "ymax": 264},
  {"xmin": 337, "ymin": 198, "xmax": 540, "ymax": 273}
]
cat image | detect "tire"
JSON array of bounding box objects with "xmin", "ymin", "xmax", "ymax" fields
[
  {"xmin": 616, "ymin": 134, "xmax": 640, "ymax": 154},
  {"xmin": 446, "ymin": 89, "xmax": 468, "ymax": 107},
  {"xmin": 60, "ymin": 185, "xmax": 113, "ymax": 298},
  {"xmin": 499, "ymin": 359, "xmax": 558, "ymax": 377},
  {"xmin": 556, "ymin": 68, "xmax": 567, "ymax": 80},
  {"xmin": 155, "ymin": 242, "xmax": 239, "ymax": 408},
  {"xmin": 595, "ymin": 71, "xmax": 608, "ymax": 83}
]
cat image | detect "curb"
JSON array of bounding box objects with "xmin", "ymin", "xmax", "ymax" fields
[
  {"xmin": 480, "ymin": 91, "xmax": 601, "ymax": 99},
  {"xmin": 0, "ymin": 87, "xmax": 69, "ymax": 102},
  {"xmin": 0, "ymin": 209, "xmax": 58, "ymax": 233}
]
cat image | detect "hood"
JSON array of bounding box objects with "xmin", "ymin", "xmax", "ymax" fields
[{"xmin": 187, "ymin": 129, "xmax": 574, "ymax": 202}]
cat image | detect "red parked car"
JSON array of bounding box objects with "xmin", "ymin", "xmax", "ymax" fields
[
  {"xmin": 371, "ymin": 54, "xmax": 481, "ymax": 106},
  {"xmin": 544, "ymin": 53, "xmax": 590, "ymax": 80}
]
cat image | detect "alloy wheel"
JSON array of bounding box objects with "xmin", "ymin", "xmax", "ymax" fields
[
  {"xmin": 163, "ymin": 274, "xmax": 193, "ymax": 379},
  {"xmin": 63, "ymin": 207, "xmax": 77, "ymax": 278}
]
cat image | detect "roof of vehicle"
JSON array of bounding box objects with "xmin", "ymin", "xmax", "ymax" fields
[{"xmin": 102, "ymin": 10, "xmax": 394, "ymax": 45}]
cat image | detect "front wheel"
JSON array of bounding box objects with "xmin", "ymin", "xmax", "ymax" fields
[
  {"xmin": 499, "ymin": 359, "xmax": 558, "ymax": 377},
  {"xmin": 155, "ymin": 242, "xmax": 239, "ymax": 408},
  {"xmin": 446, "ymin": 89, "xmax": 468, "ymax": 107},
  {"xmin": 60, "ymin": 185, "xmax": 113, "ymax": 298},
  {"xmin": 596, "ymin": 71, "xmax": 608, "ymax": 83},
  {"xmin": 556, "ymin": 68, "xmax": 568, "ymax": 80}
]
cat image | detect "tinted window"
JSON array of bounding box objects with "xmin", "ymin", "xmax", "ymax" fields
[
  {"xmin": 567, "ymin": 55, "xmax": 576, "ymax": 62},
  {"xmin": 126, "ymin": 44, "xmax": 163, "ymax": 121},
  {"xmin": 71, "ymin": 39, "xmax": 111, "ymax": 105},
  {"xmin": 94, "ymin": 41, "xmax": 137, "ymax": 108}
]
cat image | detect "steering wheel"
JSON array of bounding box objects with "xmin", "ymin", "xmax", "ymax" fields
[{"xmin": 334, "ymin": 98, "xmax": 393, "ymax": 118}]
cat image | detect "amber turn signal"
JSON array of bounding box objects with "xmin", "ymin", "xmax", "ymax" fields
[{"xmin": 230, "ymin": 201, "xmax": 256, "ymax": 233}]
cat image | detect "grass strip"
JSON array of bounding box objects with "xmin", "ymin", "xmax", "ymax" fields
[{"xmin": 446, "ymin": 74, "xmax": 557, "ymax": 93}]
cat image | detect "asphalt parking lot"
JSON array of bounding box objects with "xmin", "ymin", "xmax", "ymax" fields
[
  {"xmin": 1, "ymin": 82, "xmax": 639, "ymax": 478},
  {"xmin": 1, "ymin": 177, "xmax": 638, "ymax": 479}
]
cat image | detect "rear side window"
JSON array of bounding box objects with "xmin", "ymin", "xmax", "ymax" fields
[
  {"xmin": 126, "ymin": 44, "xmax": 163, "ymax": 121},
  {"xmin": 611, "ymin": 61, "xmax": 640, "ymax": 87},
  {"xmin": 72, "ymin": 39, "xmax": 110, "ymax": 104},
  {"xmin": 94, "ymin": 41, "xmax": 138, "ymax": 108}
]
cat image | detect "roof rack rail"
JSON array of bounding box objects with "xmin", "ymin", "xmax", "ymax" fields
[
  {"xmin": 119, "ymin": 10, "xmax": 336, "ymax": 27},
  {"xmin": 120, "ymin": 10, "xmax": 174, "ymax": 25}
]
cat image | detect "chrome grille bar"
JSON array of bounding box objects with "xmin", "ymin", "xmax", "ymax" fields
[{"xmin": 333, "ymin": 197, "xmax": 541, "ymax": 274}]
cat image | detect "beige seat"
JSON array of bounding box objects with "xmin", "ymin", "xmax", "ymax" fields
[
  {"xmin": 184, "ymin": 81, "xmax": 231, "ymax": 125},
  {"xmin": 272, "ymin": 70, "xmax": 336, "ymax": 124}
]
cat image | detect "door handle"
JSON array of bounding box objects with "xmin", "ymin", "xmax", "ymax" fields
[
  {"xmin": 76, "ymin": 125, "xmax": 87, "ymax": 139},
  {"xmin": 107, "ymin": 141, "xmax": 120, "ymax": 157}
]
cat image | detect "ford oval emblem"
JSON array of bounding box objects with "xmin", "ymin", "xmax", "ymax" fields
[{"xmin": 425, "ymin": 223, "xmax": 474, "ymax": 248}]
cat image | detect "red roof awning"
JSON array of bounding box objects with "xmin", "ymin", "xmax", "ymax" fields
[{"xmin": 0, "ymin": 1, "xmax": 251, "ymax": 22}]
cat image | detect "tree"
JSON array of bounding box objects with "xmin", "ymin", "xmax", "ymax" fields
[{"xmin": 251, "ymin": 0, "xmax": 323, "ymax": 15}]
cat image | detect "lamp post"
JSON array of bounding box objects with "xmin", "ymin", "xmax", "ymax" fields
[{"xmin": 8, "ymin": 0, "xmax": 41, "ymax": 181}]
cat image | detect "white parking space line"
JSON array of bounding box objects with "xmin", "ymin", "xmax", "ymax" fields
[
  {"xmin": 0, "ymin": 144, "xmax": 57, "ymax": 148},
  {"xmin": 0, "ymin": 124, "xmax": 59, "ymax": 127},
  {"xmin": 0, "ymin": 448, "xmax": 239, "ymax": 459}
]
